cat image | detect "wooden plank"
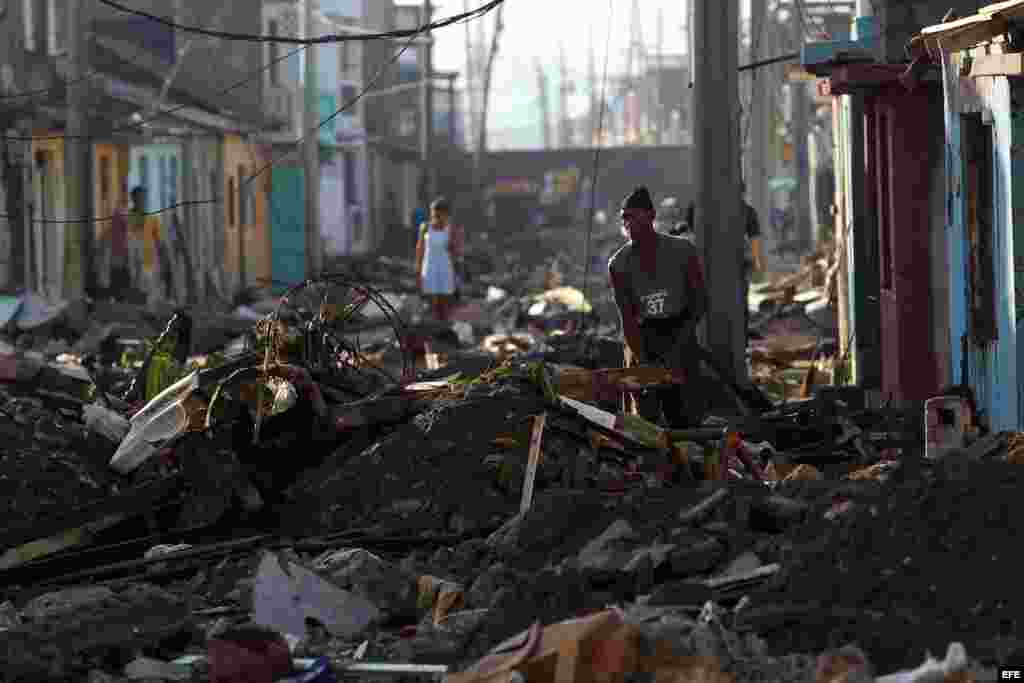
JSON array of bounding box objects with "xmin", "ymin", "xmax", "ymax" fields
[
  {"xmin": 981, "ymin": 0, "xmax": 1024, "ymax": 20},
  {"xmin": 968, "ymin": 52, "xmax": 1024, "ymax": 77},
  {"xmin": 555, "ymin": 366, "xmax": 679, "ymax": 404},
  {"xmin": 920, "ymin": 13, "xmax": 995, "ymax": 36},
  {"xmin": 520, "ymin": 413, "xmax": 547, "ymax": 515},
  {"xmin": 920, "ymin": 15, "xmax": 1008, "ymax": 53}
]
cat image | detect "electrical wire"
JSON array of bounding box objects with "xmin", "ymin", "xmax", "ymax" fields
[
  {"xmin": 238, "ymin": 39, "xmax": 416, "ymax": 200},
  {"xmin": 0, "ymin": 0, "xmax": 496, "ymax": 142},
  {"xmin": 577, "ymin": 1, "xmax": 615, "ymax": 337},
  {"xmin": 738, "ymin": 51, "xmax": 800, "ymax": 72},
  {"xmin": 0, "ymin": 44, "xmax": 305, "ymax": 142},
  {"xmin": 741, "ymin": 0, "xmax": 772, "ymax": 154},
  {"xmin": 3, "ymin": 33, "xmax": 421, "ymax": 225},
  {"xmin": 0, "ymin": 36, "xmax": 155, "ymax": 101},
  {"xmin": 96, "ymin": 0, "xmax": 505, "ymax": 44}
]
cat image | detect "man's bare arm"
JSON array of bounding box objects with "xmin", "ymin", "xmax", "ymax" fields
[{"xmin": 609, "ymin": 270, "xmax": 645, "ymax": 362}]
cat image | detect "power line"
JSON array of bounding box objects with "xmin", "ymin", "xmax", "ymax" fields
[
  {"xmin": 0, "ymin": 44, "xmax": 305, "ymax": 142},
  {"xmin": 7, "ymin": 35, "xmax": 420, "ymax": 225},
  {"xmin": 3, "ymin": 0, "xmax": 503, "ymax": 141},
  {"xmin": 95, "ymin": 0, "xmax": 505, "ymax": 44},
  {"xmin": 0, "ymin": 37, "xmax": 155, "ymax": 101},
  {"xmin": 738, "ymin": 51, "xmax": 799, "ymax": 72}
]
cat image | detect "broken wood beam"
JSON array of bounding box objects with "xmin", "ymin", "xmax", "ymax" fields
[
  {"xmin": 520, "ymin": 413, "xmax": 547, "ymax": 514},
  {"xmin": 679, "ymin": 488, "xmax": 730, "ymax": 525}
]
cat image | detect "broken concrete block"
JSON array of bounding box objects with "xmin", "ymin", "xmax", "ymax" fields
[
  {"xmin": 669, "ymin": 538, "xmax": 727, "ymax": 577},
  {"xmin": 646, "ymin": 579, "xmax": 713, "ymax": 607},
  {"xmin": 314, "ymin": 548, "xmax": 418, "ymax": 619},
  {"xmin": 576, "ymin": 519, "xmax": 638, "ymax": 572},
  {"xmin": 749, "ymin": 495, "xmax": 810, "ymax": 533},
  {"xmin": 720, "ymin": 552, "xmax": 762, "ymax": 577},
  {"xmin": 3, "ymin": 583, "xmax": 191, "ymax": 680},
  {"xmin": 253, "ymin": 552, "xmax": 380, "ymax": 640},
  {"xmin": 467, "ymin": 563, "xmax": 517, "ymax": 608}
]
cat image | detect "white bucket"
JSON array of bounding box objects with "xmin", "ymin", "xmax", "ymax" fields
[{"xmin": 924, "ymin": 396, "xmax": 970, "ymax": 460}]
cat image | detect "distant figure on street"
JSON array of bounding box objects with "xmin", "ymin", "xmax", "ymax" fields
[
  {"xmin": 129, "ymin": 186, "xmax": 163, "ymax": 305},
  {"xmin": 411, "ymin": 206, "xmax": 427, "ymax": 253},
  {"xmin": 415, "ymin": 197, "xmax": 465, "ymax": 321},
  {"xmin": 741, "ymin": 181, "xmax": 765, "ymax": 339},
  {"xmin": 608, "ymin": 187, "xmax": 708, "ymax": 429},
  {"xmin": 127, "ymin": 186, "xmax": 147, "ymax": 292},
  {"xmin": 108, "ymin": 193, "xmax": 131, "ymax": 295}
]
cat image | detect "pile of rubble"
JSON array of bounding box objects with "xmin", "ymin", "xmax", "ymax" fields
[
  {"xmin": 0, "ymin": 253, "xmax": 1012, "ymax": 683},
  {"xmin": 749, "ymin": 242, "xmax": 840, "ymax": 402}
]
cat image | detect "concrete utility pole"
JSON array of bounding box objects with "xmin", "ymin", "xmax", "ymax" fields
[
  {"xmin": 558, "ymin": 44, "xmax": 571, "ymax": 148},
  {"xmin": 656, "ymin": 8, "xmax": 664, "ymax": 145},
  {"xmin": 790, "ymin": 4, "xmax": 812, "ymax": 252},
  {"xmin": 694, "ymin": 0, "xmax": 746, "ymax": 382},
  {"xmin": 303, "ymin": 0, "xmax": 322, "ymax": 278},
  {"xmin": 587, "ymin": 27, "xmax": 597, "ymax": 145},
  {"xmin": 537, "ymin": 60, "xmax": 551, "ymax": 149},
  {"xmin": 420, "ymin": 0, "xmax": 434, "ymax": 206},
  {"xmin": 67, "ymin": 0, "xmax": 94, "ymax": 297},
  {"xmin": 748, "ymin": 0, "xmax": 771, "ymax": 264}
]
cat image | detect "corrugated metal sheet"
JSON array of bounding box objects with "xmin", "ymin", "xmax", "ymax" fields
[{"xmin": 940, "ymin": 50, "xmax": 1019, "ymax": 430}]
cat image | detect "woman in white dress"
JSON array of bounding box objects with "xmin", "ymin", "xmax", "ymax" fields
[{"xmin": 415, "ymin": 197, "xmax": 464, "ymax": 321}]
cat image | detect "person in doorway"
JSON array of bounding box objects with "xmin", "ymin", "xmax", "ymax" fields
[
  {"xmin": 411, "ymin": 205, "xmax": 427, "ymax": 254},
  {"xmin": 127, "ymin": 186, "xmax": 147, "ymax": 293},
  {"xmin": 95, "ymin": 221, "xmax": 111, "ymax": 294},
  {"xmin": 128, "ymin": 186, "xmax": 163, "ymax": 305},
  {"xmin": 157, "ymin": 217, "xmax": 175, "ymax": 302},
  {"xmin": 415, "ymin": 197, "xmax": 464, "ymax": 322},
  {"xmin": 741, "ymin": 182, "xmax": 765, "ymax": 340},
  {"xmin": 108, "ymin": 193, "xmax": 131, "ymax": 295},
  {"xmin": 608, "ymin": 187, "xmax": 708, "ymax": 429}
]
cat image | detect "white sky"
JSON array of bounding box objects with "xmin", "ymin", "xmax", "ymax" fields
[{"xmin": 430, "ymin": 0, "xmax": 693, "ymax": 143}]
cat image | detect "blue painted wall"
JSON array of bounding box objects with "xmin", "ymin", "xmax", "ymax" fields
[
  {"xmin": 271, "ymin": 167, "xmax": 306, "ymax": 291},
  {"xmin": 128, "ymin": 144, "xmax": 183, "ymax": 215},
  {"xmin": 941, "ymin": 58, "xmax": 1019, "ymax": 431}
]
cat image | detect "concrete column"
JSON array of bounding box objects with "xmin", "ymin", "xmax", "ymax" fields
[{"xmin": 694, "ymin": 0, "xmax": 745, "ymax": 381}]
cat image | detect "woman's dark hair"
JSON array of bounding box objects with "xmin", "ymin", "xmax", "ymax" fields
[{"xmin": 430, "ymin": 197, "xmax": 451, "ymax": 214}]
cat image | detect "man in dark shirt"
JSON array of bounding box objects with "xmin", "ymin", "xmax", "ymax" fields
[
  {"xmin": 741, "ymin": 182, "xmax": 765, "ymax": 340},
  {"xmin": 608, "ymin": 187, "xmax": 708, "ymax": 428}
]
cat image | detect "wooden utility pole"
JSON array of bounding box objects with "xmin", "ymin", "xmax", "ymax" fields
[
  {"xmin": 694, "ymin": 0, "xmax": 745, "ymax": 382},
  {"xmin": 420, "ymin": 0, "xmax": 435, "ymax": 206},
  {"xmin": 303, "ymin": 0, "xmax": 322, "ymax": 278},
  {"xmin": 537, "ymin": 60, "xmax": 551, "ymax": 149},
  {"xmin": 66, "ymin": 0, "xmax": 94, "ymax": 297}
]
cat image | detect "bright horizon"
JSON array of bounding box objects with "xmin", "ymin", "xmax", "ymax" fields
[{"xmin": 430, "ymin": 0, "xmax": 693, "ymax": 148}]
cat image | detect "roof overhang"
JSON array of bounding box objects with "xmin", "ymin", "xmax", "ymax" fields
[
  {"xmin": 818, "ymin": 62, "xmax": 941, "ymax": 96},
  {"xmin": 913, "ymin": 0, "xmax": 1024, "ymax": 58},
  {"xmin": 101, "ymin": 76, "xmax": 262, "ymax": 135}
]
